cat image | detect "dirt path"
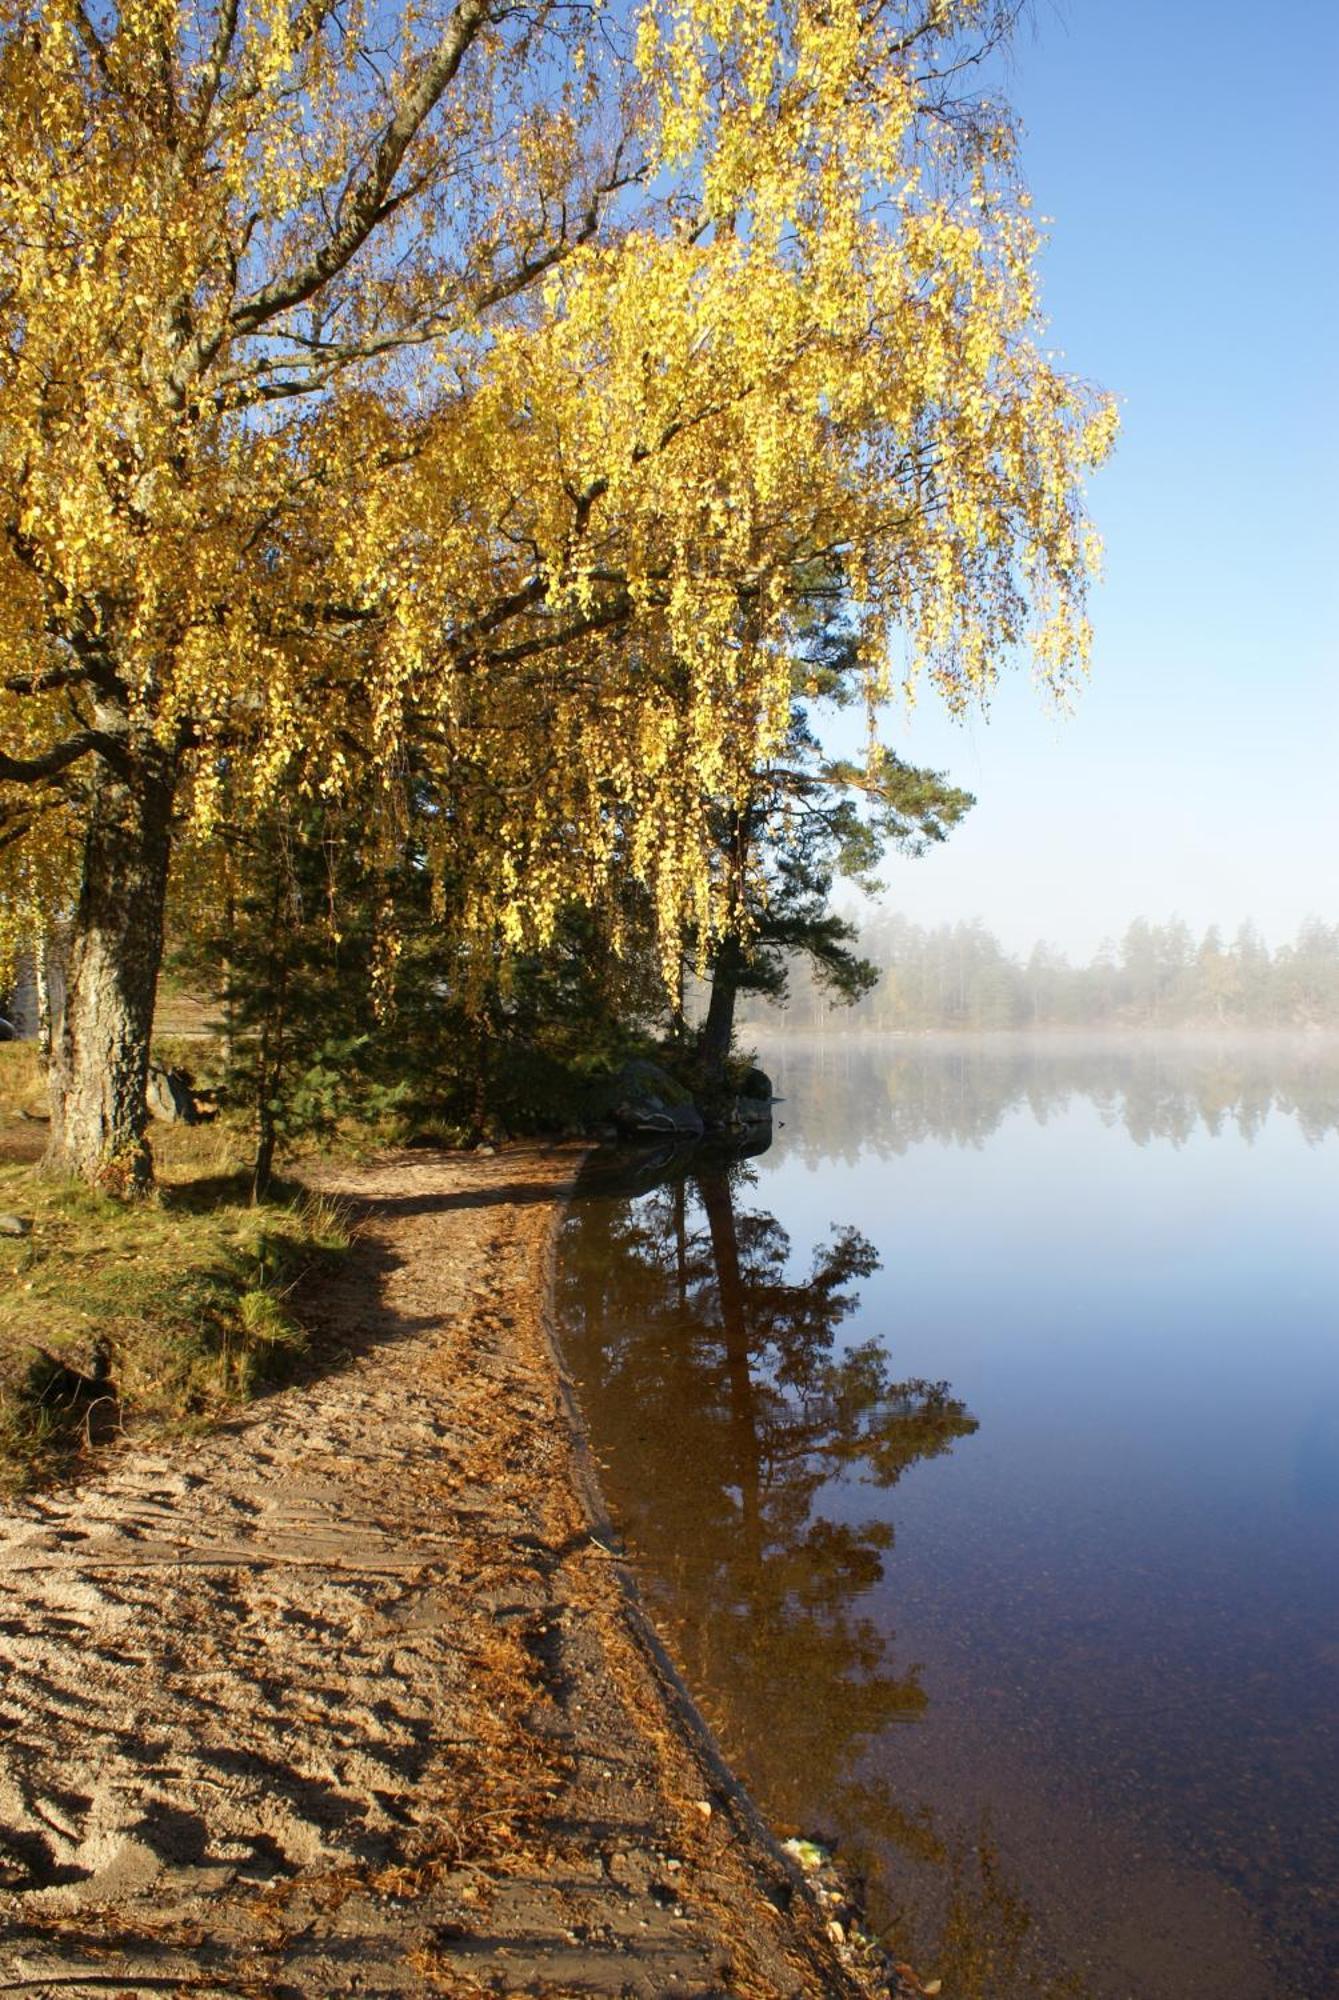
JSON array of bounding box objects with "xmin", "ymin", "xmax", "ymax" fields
[{"xmin": 0, "ymin": 1145, "xmax": 866, "ymax": 1998}]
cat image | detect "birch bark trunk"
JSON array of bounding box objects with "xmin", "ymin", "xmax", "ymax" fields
[{"xmin": 45, "ymin": 740, "xmax": 176, "ymax": 1191}]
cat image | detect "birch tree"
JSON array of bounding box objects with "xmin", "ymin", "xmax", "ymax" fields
[{"xmin": 0, "ymin": 0, "xmax": 1115, "ymax": 1185}]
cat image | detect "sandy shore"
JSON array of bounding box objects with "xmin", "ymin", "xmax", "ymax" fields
[{"xmin": 0, "ymin": 1143, "xmax": 869, "ymax": 1998}]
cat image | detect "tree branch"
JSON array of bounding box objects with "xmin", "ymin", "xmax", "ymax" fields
[
  {"xmin": 0, "ymin": 731, "xmax": 113, "ymax": 786},
  {"xmin": 474, "ymin": 588, "xmax": 637, "ymax": 669},
  {"xmin": 3, "ymin": 663, "xmax": 96, "ymax": 699},
  {"xmin": 70, "ymin": 2, "xmax": 114, "ymax": 91},
  {"xmin": 193, "ymin": 0, "xmax": 240, "ymax": 133},
  {"xmin": 214, "ymin": 165, "xmax": 639, "ymax": 408},
  {"xmin": 227, "ymin": 0, "xmax": 498, "ymax": 341}
]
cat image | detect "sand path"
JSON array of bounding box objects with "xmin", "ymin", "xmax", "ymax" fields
[{"xmin": 0, "ymin": 1145, "xmax": 864, "ymax": 1998}]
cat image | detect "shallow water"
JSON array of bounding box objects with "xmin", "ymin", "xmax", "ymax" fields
[{"xmin": 557, "ymin": 1036, "xmax": 1339, "ymax": 1999}]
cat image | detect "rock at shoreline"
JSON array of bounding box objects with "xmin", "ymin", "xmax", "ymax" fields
[
  {"xmin": 611, "ymin": 1060, "xmax": 706, "ymax": 1140},
  {"xmin": 729, "ymin": 1076, "xmax": 774, "ymax": 1127},
  {"xmin": 703, "ymin": 1066, "xmax": 775, "ymax": 1138}
]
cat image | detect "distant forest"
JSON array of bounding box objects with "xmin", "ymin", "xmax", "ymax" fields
[{"xmin": 738, "ymin": 916, "xmax": 1339, "ymax": 1033}]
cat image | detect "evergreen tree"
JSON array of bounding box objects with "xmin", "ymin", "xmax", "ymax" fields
[{"xmin": 694, "ymin": 614, "xmax": 972, "ymax": 1084}]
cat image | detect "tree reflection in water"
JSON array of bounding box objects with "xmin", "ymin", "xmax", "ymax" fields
[
  {"xmin": 753, "ymin": 1034, "xmax": 1339, "ymax": 1166},
  {"xmin": 561, "ymin": 1155, "xmax": 1085, "ymax": 1994}
]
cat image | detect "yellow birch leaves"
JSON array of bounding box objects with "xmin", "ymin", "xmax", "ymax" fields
[{"xmin": 0, "ymin": 0, "xmax": 1115, "ymax": 971}]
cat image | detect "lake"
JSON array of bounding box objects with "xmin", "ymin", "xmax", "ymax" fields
[{"xmin": 556, "ymin": 1036, "xmax": 1339, "ymax": 1999}]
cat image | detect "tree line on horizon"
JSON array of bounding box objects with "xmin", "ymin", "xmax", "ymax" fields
[{"xmin": 739, "ymin": 913, "xmax": 1339, "ymax": 1034}]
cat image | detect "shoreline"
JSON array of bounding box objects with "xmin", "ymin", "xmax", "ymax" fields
[{"xmin": 0, "ymin": 1141, "xmax": 873, "ymax": 1998}]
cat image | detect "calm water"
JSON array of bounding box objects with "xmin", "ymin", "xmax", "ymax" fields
[{"xmin": 557, "ymin": 1037, "xmax": 1339, "ymax": 1999}]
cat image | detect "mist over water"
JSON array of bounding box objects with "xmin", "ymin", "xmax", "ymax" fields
[
  {"xmin": 559, "ymin": 1035, "xmax": 1339, "ymax": 1999},
  {"xmin": 762, "ymin": 1030, "xmax": 1339, "ymax": 1157}
]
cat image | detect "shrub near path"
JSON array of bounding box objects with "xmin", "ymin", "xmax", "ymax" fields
[{"xmin": 0, "ymin": 1143, "xmax": 866, "ymax": 1998}]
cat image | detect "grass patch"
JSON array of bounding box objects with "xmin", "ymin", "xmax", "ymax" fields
[{"xmin": 0, "ymin": 1125, "xmax": 351, "ymax": 1493}]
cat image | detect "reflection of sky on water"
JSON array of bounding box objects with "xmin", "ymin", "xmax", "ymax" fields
[
  {"xmin": 761, "ymin": 1082, "xmax": 1338, "ymax": 1541},
  {"xmin": 1297, "ymin": 1410, "xmax": 1339, "ymax": 1514},
  {"xmin": 560, "ymin": 1039, "xmax": 1339, "ymax": 2000},
  {"xmin": 757, "ymin": 1043, "xmax": 1339, "ymax": 1997}
]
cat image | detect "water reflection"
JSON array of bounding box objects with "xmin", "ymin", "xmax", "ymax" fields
[
  {"xmin": 562, "ymin": 1158, "xmax": 1089, "ymax": 1993},
  {"xmin": 567, "ymin": 1161, "xmax": 975, "ymax": 1749},
  {"xmin": 760, "ymin": 1032, "xmax": 1339, "ymax": 1162},
  {"xmin": 561, "ymin": 1038, "xmax": 1339, "ymax": 1998}
]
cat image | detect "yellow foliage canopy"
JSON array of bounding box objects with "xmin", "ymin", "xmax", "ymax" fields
[{"xmin": 0, "ymin": 0, "xmax": 1115, "ymax": 966}]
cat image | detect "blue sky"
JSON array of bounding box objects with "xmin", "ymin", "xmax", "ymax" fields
[{"xmin": 867, "ymin": 0, "xmax": 1339, "ymax": 959}]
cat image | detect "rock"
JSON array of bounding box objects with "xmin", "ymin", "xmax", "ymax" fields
[
  {"xmin": 781, "ymin": 1836, "xmax": 829, "ymax": 1873},
  {"xmin": 615, "ymin": 1058, "xmax": 695, "ymax": 1108},
  {"xmin": 614, "ymin": 1100, "xmax": 704, "ymax": 1140},
  {"xmin": 0, "ymin": 1212, "xmax": 32, "ymax": 1237},
  {"xmin": 611, "ymin": 1059, "xmax": 705, "ymax": 1140},
  {"xmin": 696, "ymin": 1066, "xmax": 773, "ymax": 1143},
  {"xmin": 728, "ymin": 1066, "xmax": 775, "ymax": 1127},
  {"xmin": 29, "ymin": 1338, "xmax": 113, "ymax": 1409},
  {"xmin": 145, "ymin": 1065, "xmax": 200, "ymax": 1125},
  {"xmin": 619, "ymin": 1100, "xmax": 705, "ymax": 1138}
]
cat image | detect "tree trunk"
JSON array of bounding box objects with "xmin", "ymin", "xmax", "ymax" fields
[
  {"xmin": 251, "ymin": 871, "xmax": 289, "ymax": 1202},
  {"xmin": 253, "ymin": 1116, "xmax": 278, "ymax": 1203},
  {"xmin": 46, "ymin": 746, "xmax": 176, "ymax": 1192},
  {"xmin": 34, "ymin": 932, "xmax": 53, "ymax": 1065},
  {"xmin": 699, "ymin": 931, "xmax": 745, "ymax": 1090}
]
